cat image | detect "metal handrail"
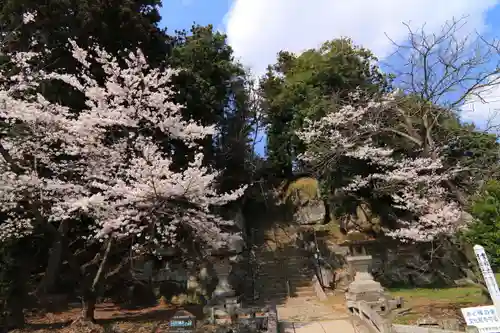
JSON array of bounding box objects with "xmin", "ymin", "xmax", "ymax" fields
[
  {"xmin": 249, "ymin": 228, "xmax": 258, "ymax": 301},
  {"xmin": 272, "ymin": 226, "xmax": 290, "ymax": 298},
  {"xmin": 311, "ymin": 228, "xmax": 330, "ymax": 289}
]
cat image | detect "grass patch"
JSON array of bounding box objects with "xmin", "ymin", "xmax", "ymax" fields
[
  {"xmin": 390, "ymin": 273, "xmax": 500, "ymax": 325},
  {"xmin": 392, "ymin": 312, "xmax": 423, "ymax": 325},
  {"xmin": 390, "ymin": 286, "xmax": 485, "ymax": 303}
]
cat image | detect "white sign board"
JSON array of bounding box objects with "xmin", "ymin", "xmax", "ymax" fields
[
  {"xmin": 461, "ymin": 305, "xmax": 500, "ymax": 333},
  {"xmin": 474, "ymin": 245, "xmax": 500, "ymax": 307}
]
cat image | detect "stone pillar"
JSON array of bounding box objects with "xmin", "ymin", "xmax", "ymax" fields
[
  {"xmin": 212, "ymin": 258, "xmax": 236, "ymax": 300},
  {"xmin": 143, "ymin": 260, "xmax": 154, "ymax": 280}
]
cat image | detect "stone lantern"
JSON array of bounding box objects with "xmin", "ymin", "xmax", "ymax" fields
[{"xmin": 344, "ymin": 243, "xmax": 403, "ymax": 314}]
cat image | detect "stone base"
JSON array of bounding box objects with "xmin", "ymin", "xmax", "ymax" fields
[
  {"xmin": 213, "ymin": 287, "xmax": 236, "ymax": 299},
  {"xmin": 346, "ymin": 276, "xmax": 384, "ymax": 301},
  {"xmin": 225, "ymin": 296, "xmax": 240, "ymax": 314},
  {"xmin": 203, "ymin": 296, "xmax": 242, "ymax": 324}
]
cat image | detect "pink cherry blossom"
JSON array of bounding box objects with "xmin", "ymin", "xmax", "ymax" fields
[
  {"xmin": 0, "ymin": 37, "xmax": 246, "ymax": 251},
  {"xmin": 297, "ymin": 91, "xmax": 463, "ymax": 242}
]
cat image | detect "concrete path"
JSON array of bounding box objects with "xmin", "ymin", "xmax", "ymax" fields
[
  {"xmin": 277, "ymin": 296, "xmax": 366, "ymax": 333},
  {"xmin": 280, "ymin": 319, "xmax": 358, "ymax": 333},
  {"xmin": 277, "ymin": 296, "xmax": 349, "ymax": 322}
]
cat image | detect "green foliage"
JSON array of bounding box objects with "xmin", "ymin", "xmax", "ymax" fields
[
  {"xmin": 168, "ymin": 25, "xmax": 256, "ymax": 191},
  {"xmin": 1, "ymin": 2, "xmax": 256, "ymax": 189},
  {"xmin": 465, "ymin": 180, "xmax": 500, "ymax": 269},
  {"xmin": 0, "ymin": 0, "xmax": 168, "ymax": 58},
  {"xmin": 260, "ymin": 38, "xmax": 390, "ymax": 177},
  {"xmin": 0, "ymin": 1, "xmax": 258, "ymax": 324},
  {"xmin": 443, "ymin": 123, "xmax": 500, "ymax": 195}
]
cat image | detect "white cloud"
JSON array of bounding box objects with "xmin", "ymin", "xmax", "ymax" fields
[
  {"xmin": 224, "ymin": 0, "xmax": 500, "ymax": 129},
  {"xmin": 461, "ymin": 84, "xmax": 500, "ymax": 129},
  {"xmin": 224, "ymin": 0, "xmax": 499, "ymax": 76}
]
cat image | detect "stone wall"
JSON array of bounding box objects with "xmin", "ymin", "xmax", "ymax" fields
[
  {"xmin": 364, "ymin": 238, "xmax": 473, "ymax": 287},
  {"xmin": 307, "ymin": 231, "xmax": 474, "ymax": 288}
]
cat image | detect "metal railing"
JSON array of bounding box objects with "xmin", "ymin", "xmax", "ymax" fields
[
  {"xmin": 272, "ymin": 226, "xmax": 290, "ymax": 298},
  {"xmin": 308, "ymin": 228, "xmax": 332, "ymax": 289},
  {"xmin": 312, "ymin": 229, "xmax": 325, "ymax": 287},
  {"xmin": 248, "ymin": 228, "xmax": 258, "ymax": 302}
]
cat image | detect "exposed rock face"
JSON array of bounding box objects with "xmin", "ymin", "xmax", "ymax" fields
[
  {"xmin": 309, "ymin": 229, "xmax": 471, "ymax": 288},
  {"xmin": 279, "ymin": 176, "xmax": 328, "ymax": 225},
  {"xmin": 368, "ymin": 238, "xmax": 472, "ymax": 287},
  {"xmin": 294, "ymin": 200, "xmax": 326, "ymax": 225},
  {"xmin": 339, "ymin": 201, "xmax": 383, "ymax": 235}
]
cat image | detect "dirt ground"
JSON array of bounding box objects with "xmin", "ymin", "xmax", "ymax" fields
[
  {"xmin": 9, "ymin": 282, "xmax": 495, "ymax": 332},
  {"xmin": 9, "ymin": 302, "xmax": 206, "ymax": 333},
  {"xmin": 390, "ymin": 293, "xmax": 487, "ymax": 328}
]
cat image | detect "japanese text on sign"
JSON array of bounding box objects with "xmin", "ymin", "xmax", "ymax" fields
[{"xmin": 462, "ymin": 305, "xmax": 499, "ymax": 332}]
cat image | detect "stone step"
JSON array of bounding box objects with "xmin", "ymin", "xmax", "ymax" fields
[
  {"xmin": 255, "ymin": 248, "xmax": 305, "ymax": 253},
  {"xmin": 257, "ymin": 262, "xmax": 311, "ymax": 267},
  {"xmin": 256, "ymin": 253, "xmax": 309, "ymax": 258},
  {"xmin": 255, "ymin": 277, "xmax": 314, "ymax": 285},
  {"xmin": 253, "ymin": 290, "xmax": 289, "ymax": 297},
  {"xmin": 258, "ymin": 268, "xmax": 313, "ymax": 272},
  {"xmin": 257, "ymin": 264, "xmax": 310, "ymax": 269},
  {"xmin": 257, "ymin": 264, "xmax": 309, "ymax": 269},
  {"xmin": 255, "ymin": 286, "xmax": 286, "ymax": 291},
  {"xmin": 255, "ymin": 277, "xmax": 314, "ymax": 284},
  {"xmin": 259, "ymin": 278, "xmax": 314, "ymax": 285},
  {"xmin": 256, "ymin": 283, "xmax": 288, "ymax": 289},
  {"xmin": 255, "ymin": 248, "xmax": 304, "ymax": 253},
  {"xmin": 257, "ymin": 263, "xmax": 313, "ymax": 269},
  {"xmin": 245, "ymin": 298, "xmax": 287, "ymax": 306},
  {"xmin": 290, "ymin": 290, "xmax": 317, "ymax": 298},
  {"xmin": 257, "ymin": 272, "xmax": 314, "ymax": 279},
  {"xmin": 253, "ymin": 288, "xmax": 317, "ymax": 299},
  {"xmin": 256, "ymin": 279, "xmax": 312, "ymax": 286},
  {"xmin": 293, "ymin": 285, "xmax": 316, "ymax": 293},
  {"xmin": 255, "ymin": 256, "xmax": 309, "ymax": 262},
  {"xmin": 256, "ymin": 256, "xmax": 309, "ymax": 261},
  {"xmin": 255, "ymin": 288, "xmax": 311, "ymax": 295}
]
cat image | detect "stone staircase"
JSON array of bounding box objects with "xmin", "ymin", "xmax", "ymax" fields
[{"xmin": 247, "ymin": 226, "xmax": 318, "ymax": 305}]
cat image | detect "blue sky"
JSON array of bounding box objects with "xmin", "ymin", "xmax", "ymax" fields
[
  {"xmin": 159, "ymin": 0, "xmax": 231, "ymax": 33},
  {"xmin": 160, "ymin": 0, "xmax": 500, "ymax": 155}
]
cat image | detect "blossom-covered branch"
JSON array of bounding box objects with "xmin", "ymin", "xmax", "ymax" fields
[
  {"xmin": 0, "ymin": 38, "xmax": 246, "ymax": 251},
  {"xmin": 296, "ymin": 91, "xmax": 464, "ymax": 242}
]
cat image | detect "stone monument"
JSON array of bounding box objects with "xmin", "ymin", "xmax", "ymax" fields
[
  {"xmin": 212, "ymin": 257, "xmax": 237, "ymax": 302},
  {"xmin": 204, "ymin": 235, "xmax": 245, "ymax": 324},
  {"xmin": 345, "ymin": 246, "xmax": 403, "ymax": 315},
  {"xmin": 345, "ymin": 255, "xmax": 385, "ymax": 303}
]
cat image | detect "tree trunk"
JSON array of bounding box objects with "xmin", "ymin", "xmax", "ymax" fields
[
  {"xmin": 81, "ymin": 291, "xmax": 97, "ymax": 322},
  {"xmin": 7, "ymin": 297, "xmax": 25, "ymax": 330},
  {"xmin": 37, "ymin": 221, "xmax": 69, "ymax": 296},
  {"xmin": 79, "ymin": 238, "xmax": 113, "ymax": 322},
  {"xmin": 5, "ymin": 258, "xmax": 31, "ymax": 330}
]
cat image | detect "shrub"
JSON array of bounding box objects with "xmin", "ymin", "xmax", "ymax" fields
[{"xmin": 465, "ymin": 180, "xmax": 500, "ymax": 270}]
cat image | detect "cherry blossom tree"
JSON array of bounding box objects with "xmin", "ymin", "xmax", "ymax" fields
[
  {"xmin": 296, "ymin": 90, "xmax": 465, "ymax": 242},
  {"xmin": 0, "ymin": 19, "xmax": 246, "ymax": 318}
]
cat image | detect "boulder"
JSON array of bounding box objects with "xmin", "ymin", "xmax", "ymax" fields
[
  {"xmin": 369, "ymin": 238, "xmax": 470, "ymax": 287},
  {"xmin": 294, "ymin": 200, "xmax": 326, "ymax": 225}
]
